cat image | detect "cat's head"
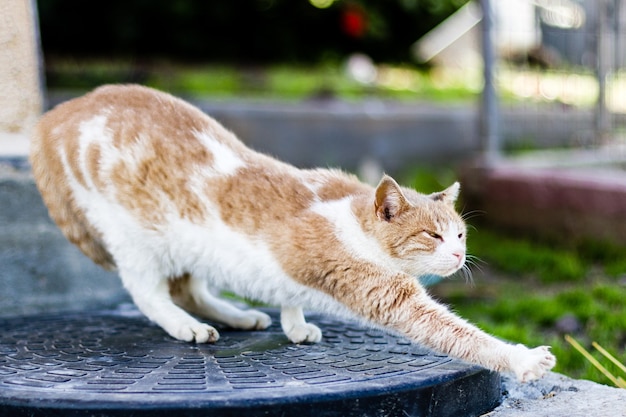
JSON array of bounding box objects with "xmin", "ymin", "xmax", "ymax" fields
[{"xmin": 372, "ymin": 175, "xmax": 466, "ymax": 278}]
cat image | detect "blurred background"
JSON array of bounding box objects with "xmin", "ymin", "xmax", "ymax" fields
[
  {"xmin": 33, "ymin": 0, "xmax": 626, "ymax": 168},
  {"xmin": 1, "ymin": 0, "xmax": 625, "ymax": 387}
]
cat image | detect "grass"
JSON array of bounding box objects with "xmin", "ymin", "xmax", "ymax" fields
[
  {"xmin": 467, "ymin": 229, "xmax": 587, "ymax": 284},
  {"xmin": 44, "ymin": 59, "xmax": 480, "ymax": 103},
  {"xmin": 46, "ymin": 58, "xmax": 623, "ymax": 114}
]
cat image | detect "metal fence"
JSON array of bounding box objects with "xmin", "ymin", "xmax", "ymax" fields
[{"xmin": 480, "ymin": 0, "xmax": 626, "ymax": 159}]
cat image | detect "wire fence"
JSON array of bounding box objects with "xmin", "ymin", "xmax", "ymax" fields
[{"xmin": 481, "ymin": 0, "xmax": 626, "ymax": 158}]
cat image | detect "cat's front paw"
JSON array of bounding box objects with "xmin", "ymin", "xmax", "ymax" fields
[
  {"xmin": 174, "ymin": 322, "xmax": 220, "ymax": 343},
  {"xmin": 511, "ymin": 345, "xmax": 556, "ymax": 382},
  {"xmin": 285, "ymin": 323, "xmax": 322, "ymax": 344}
]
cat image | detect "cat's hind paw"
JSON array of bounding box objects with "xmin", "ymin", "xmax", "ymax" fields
[
  {"xmin": 512, "ymin": 345, "xmax": 556, "ymax": 383},
  {"xmin": 285, "ymin": 323, "xmax": 322, "ymax": 344},
  {"xmin": 232, "ymin": 309, "xmax": 272, "ymax": 331},
  {"xmin": 174, "ymin": 322, "xmax": 220, "ymax": 343}
]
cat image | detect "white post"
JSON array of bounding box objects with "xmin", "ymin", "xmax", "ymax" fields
[{"xmin": 0, "ymin": 0, "xmax": 43, "ymax": 156}]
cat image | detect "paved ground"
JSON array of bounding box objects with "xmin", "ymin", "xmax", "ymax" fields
[{"xmin": 488, "ymin": 372, "xmax": 626, "ymax": 417}]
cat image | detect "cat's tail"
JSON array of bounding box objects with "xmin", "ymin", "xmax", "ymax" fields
[{"xmin": 30, "ymin": 118, "xmax": 116, "ymax": 271}]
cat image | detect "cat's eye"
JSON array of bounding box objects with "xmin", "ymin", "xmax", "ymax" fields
[
  {"xmin": 427, "ymin": 231, "xmax": 442, "ymax": 241},
  {"xmin": 458, "ymin": 233, "xmax": 464, "ymax": 239}
]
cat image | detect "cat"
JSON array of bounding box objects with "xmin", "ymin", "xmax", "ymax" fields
[{"xmin": 30, "ymin": 84, "xmax": 555, "ymax": 382}]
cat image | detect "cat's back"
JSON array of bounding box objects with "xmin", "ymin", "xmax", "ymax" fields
[
  {"xmin": 33, "ymin": 84, "xmax": 241, "ymax": 152},
  {"xmin": 30, "ymin": 84, "xmax": 246, "ymax": 269}
]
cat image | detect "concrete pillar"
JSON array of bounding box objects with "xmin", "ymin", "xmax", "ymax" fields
[{"xmin": 0, "ymin": 0, "xmax": 43, "ymax": 156}]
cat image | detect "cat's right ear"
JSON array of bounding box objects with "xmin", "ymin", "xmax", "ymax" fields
[{"xmin": 374, "ymin": 175, "xmax": 409, "ymax": 222}]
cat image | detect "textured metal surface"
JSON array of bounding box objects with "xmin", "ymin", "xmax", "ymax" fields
[{"xmin": 0, "ymin": 306, "xmax": 501, "ymax": 416}]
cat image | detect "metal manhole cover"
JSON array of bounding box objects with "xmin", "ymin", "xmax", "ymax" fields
[{"xmin": 0, "ymin": 307, "xmax": 501, "ymax": 417}]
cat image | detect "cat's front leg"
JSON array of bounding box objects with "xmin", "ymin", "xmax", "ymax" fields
[
  {"xmin": 336, "ymin": 272, "xmax": 556, "ymax": 382},
  {"xmin": 396, "ymin": 288, "xmax": 557, "ymax": 382},
  {"xmin": 280, "ymin": 306, "xmax": 322, "ymax": 344}
]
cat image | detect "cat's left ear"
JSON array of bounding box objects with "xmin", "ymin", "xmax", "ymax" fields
[
  {"xmin": 374, "ymin": 175, "xmax": 410, "ymax": 222},
  {"xmin": 429, "ymin": 182, "xmax": 460, "ymax": 207}
]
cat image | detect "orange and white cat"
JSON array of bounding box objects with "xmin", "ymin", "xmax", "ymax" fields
[{"xmin": 30, "ymin": 84, "xmax": 555, "ymax": 382}]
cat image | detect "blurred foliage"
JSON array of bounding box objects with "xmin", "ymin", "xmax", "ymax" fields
[
  {"xmin": 44, "ymin": 61, "xmax": 480, "ymax": 103},
  {"xmin": 37, "ymin": 0, "xmax": 469, "ymax": 64},
  {"xmin": 468, "ymin": 228, "xmax": 587, "ymax": 284},
  {"xmin": 400, "ymin": 166, "xmax": 459, "ymax": 194}
]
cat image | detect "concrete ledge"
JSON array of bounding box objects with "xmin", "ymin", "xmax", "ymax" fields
[
  {"xmin": 0, "ymin": 133, "xmax": 30, "ymax": 157},
  {"xmin": 461, "ymin": 150, "xmax": 626, "ymax": 246},
  {"xmin": 492, "ymin": 372, "xmax": 626, "ymax": 417}
]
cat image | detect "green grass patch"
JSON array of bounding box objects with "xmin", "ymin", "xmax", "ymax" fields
[
  {"xmin": 468, "ymin": 228, "xmax": 587, "ymax": 283},
  {"xmin": 400, "ymin": 166, "xmax": 459, "ymax": 194},
  {"xmin": 45, "ymin": 60, "xmax": 479, "ymax": 103}
]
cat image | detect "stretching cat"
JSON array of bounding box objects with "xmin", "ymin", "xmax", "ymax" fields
[{"xmin": 30, "ymin": 84, "xmax": 555, "ymax": 382}]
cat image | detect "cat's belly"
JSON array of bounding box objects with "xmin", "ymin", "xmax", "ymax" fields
[{"xmin": 164, "ymin": 217, "xmax": 348, "ymax": 313}]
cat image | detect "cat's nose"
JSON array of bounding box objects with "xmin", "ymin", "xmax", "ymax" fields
[{"xmin": 452, "ymin": 252, "xmax": 465, "ymax": 263}]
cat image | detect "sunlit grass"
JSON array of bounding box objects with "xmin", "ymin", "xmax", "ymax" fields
[
  {"xmin": 499, "ymin": 66, "xmax": 626, "ymax": 113},
  {"xmin": 468, "ymin": 228, "xmax": 587, "ymax": 284},
  {"xmin": 45, "ymin": 59, "xmax": 480, "ymax": 103},
  {"xmin": 45, "ymin": 58, "xmax": 626, "ymax": 113}
]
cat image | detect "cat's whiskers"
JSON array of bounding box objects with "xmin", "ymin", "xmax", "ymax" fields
[
  {"xmin": 460, "ymin": 209, "xmax": 485, "ymax": 223},
  {"xmin": 459, "ymin": 254, "xmax": 486, "ymax": 286},
  {"xmin": 459, "ymin": 264, "xmax": 475, "ymax": 286}
]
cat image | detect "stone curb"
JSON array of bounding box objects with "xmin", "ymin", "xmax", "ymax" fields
[{"xmin": 489, "ymin": 372, "xmax": 626, "ymax": 417}]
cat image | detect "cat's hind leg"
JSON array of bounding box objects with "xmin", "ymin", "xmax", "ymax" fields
[
  {"xmin": 280, "ymin": 306, "xmax": 322, "ymax": 344},
  {"xmin": 169, "ymin": 274, "xmax": 272, "ymax": 331},
  {"xmin": 120, "ymin": 270, "xmax": 219, "ymax": 343}
]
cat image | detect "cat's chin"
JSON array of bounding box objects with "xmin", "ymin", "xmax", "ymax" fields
[{"xmin": 438, "ymin": 266, "xmax": 464, "ymax": 278}]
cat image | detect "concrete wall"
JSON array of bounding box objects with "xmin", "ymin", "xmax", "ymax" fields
[
  {"xmin": 193, "ymin": 99, "xmax": 594, "ymax": 174},
  {"xmin": 0, "ymin": 0, "xmax": 43, "ymax": 155},
  {"xmin": 0, "ymin": 159, "xmax": 127, "ymax": 317},
  {"xmin": 196, "ymin": 100, "xmax": 477, "ymax": 173}
]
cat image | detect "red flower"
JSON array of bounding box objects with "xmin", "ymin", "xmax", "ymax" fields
[{"xmin": 341, "ymin": 5, "xmax": 367, "ymax": 38}]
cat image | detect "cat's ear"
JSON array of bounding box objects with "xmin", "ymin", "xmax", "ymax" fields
[
  {"xmin": 430, "ymin": 182, "xmax": 460, "ymax": 207},
  {"xmin": 374, "ymin": 175, "xmax": 410, "ymax": 222}
]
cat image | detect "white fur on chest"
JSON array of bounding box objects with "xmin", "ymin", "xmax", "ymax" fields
[{"xmin": 310, "ymin": 197, "xmax": 393, "ymax": 269}]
